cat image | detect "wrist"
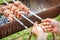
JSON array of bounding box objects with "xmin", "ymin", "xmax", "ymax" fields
[
  {"xmin": 37, "ymin": 32, "xmax": 47, "ymax": 37},
  {"xmin": 37, "ymin": 33, "xmax": 47, "ymax": 40},
  {"xmin": 56, "ymin": 23, "xmax": 60, "ymax": 34}
]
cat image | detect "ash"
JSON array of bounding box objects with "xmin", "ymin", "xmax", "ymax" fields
[{"xmin": 0, "ymin": 16, "xmax": 9, "ymax": 25}]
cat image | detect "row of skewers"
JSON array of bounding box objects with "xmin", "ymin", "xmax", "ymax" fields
[{"xmin": 0, "ymin": 0, "xmax": 55, "ymax": 40}]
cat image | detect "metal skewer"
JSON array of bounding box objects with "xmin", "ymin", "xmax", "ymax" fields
[
  {"xmin": 18, "ymin": 11, "xmax": 34, "ymax": 24},
  {"xmin": 29, "ymin": 11, "xmax": 42, "ymax": 20},
  {"xmin": 21, "ymin": 13, "xmax": 34, "ymax": 24},
  {"xmin": 13, "ymin": 17, "xmax": 27, "ymax": 28}
]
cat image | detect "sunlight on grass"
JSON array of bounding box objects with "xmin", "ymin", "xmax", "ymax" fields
[{"xmin": 0, "ymin": 0, "xmax": 11, "ymax": 4}]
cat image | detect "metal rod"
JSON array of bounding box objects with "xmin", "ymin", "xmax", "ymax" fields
[
  {"xmin": 21, "ymin": 14, "xmax": 34, "ymax": 24},
  {"xmin": 29, "ymin": 11, "xmax": 42, "ymax": 20},
  {"xmin": 13, "ymin": 17, "xmax": 27, "ymax": 28},
  {"xmin": 12, "ymin": 0, "xmax": 15, "ymax": 2},
  {"xmin": 3, "ymin": 0, "xmax": 8, "ymax": 4}
]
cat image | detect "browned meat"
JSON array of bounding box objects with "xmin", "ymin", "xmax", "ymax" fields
[{"xmin": 13, "ymin": 1, "xmax": 29, "ymax": 14}]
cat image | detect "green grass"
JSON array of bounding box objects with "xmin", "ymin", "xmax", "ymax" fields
[
  {"xmin": 0, "ymin": 0, "xmax": 11, "ymax": 4},
  {"xmin": 55, "ymin": 15, "xmax": 60, "ymax": 21}
]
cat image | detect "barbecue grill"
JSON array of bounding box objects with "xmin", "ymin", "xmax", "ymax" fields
[{"xmin": 0, "ymin": 0, "xmax": 60, "ymax": 39}]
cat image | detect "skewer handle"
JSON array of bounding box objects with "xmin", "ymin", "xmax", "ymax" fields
[{"xmin": 52, "ymin": 33, "xmax": 55, "ymax": 40}]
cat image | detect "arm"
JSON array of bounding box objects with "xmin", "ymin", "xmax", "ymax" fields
[
  {"xmin": 56, "ymin": 23, "xmax": 60, "ymax": 34},
  {"xmin": 37, "ymin": 33, "xmax": 47, "ymax": 40}
]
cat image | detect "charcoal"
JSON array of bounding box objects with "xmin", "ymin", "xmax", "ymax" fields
[
  {"xmin": 0, "ymin": 21, "xmax": 4, "ymax": 25},
  {"xmin": 0, "ymin": 16, "xmax": 9, "ymax": 25}
]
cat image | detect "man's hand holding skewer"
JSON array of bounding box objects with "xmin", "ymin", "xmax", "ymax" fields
[{"xmin": 32, "ymin": 22, "xmax": 47, "ymax": 40}]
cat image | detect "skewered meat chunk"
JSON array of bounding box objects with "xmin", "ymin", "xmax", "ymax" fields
[
  {"xmin": 13, "ymin": 1, "xmax": 29, "ymax": 14},
  {"xmin": 14, "ymin": 1, "xmax": 22, "ymax": 6},
  {"xmin": 6, "ymin": 4, "xmax": 19, "ymax": 12},
  {"xmin": 4, "ymin": 9, "xmax": 13, "ymax": 17},
  {"xmin": 0, "ymin": 6, "xmax": 7, "ymax": 14},
  {"xmin": 17, "ymin": 11, "xmax": 22, "ymax": 19},
  {"xmin": 14, "ymin": 9, "xmax": 22, "ymax": 18},
  {"xmin": 5, "ymin": 3, "xmax": 23, "ymax": 18},
  {"xmin": 6, "ymin": 4, "xmax": 14, "ymax": 9},
  {"xmin": 14, "ymin": 1, "xmax": 25, "ymax": 11},
  {"xmin": 11, "ymin": 6, "xmax": 18, "ymax": 11},
  {"xmin": 0, "ymin": 5, "xmax": 4, "ymax": 8},
  {"xmin": 0, "ymin": 5, "xmax": 5, "ymax": 13},
  {"xmin": 3, "ymin": 9, "xmax": 15, "ymax": 21},
  {"xmin": 4, "ymin": 9, "xmax": 10, "ymax": 17},
  {"xmin": 8, "ymin": 13, "xmax": 15, "ymax": 21}
]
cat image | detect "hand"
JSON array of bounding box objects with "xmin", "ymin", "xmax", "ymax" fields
[
  {"xmin": 32, "ymin": 22, "xmax": 47, "ymax": 37},
  {"xmin": 42, "ymin": 18, "xmax": 60, "ymax": 33}
]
